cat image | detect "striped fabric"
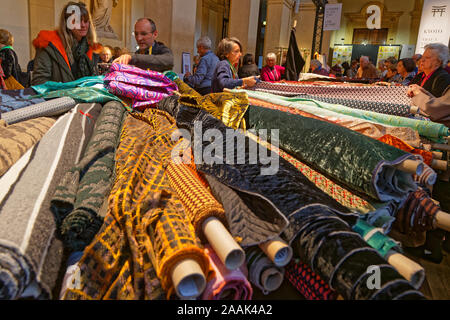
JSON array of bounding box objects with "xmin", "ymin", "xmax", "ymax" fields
[
  {"xmin": 64, "ymin": 109, "xmax": 211, "ymax": 300},
  {"xmin": 0, "ymin": 88, "xmax": 46, "ymax": 113},
  {"xmin": 0, "ymin": 104, "xmax": 101, "ymax": 300},
  {"xmin": 0, "ymin": 116, "xmax": 56, "ymax": 177}
]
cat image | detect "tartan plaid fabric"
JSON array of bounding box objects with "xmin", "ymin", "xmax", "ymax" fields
[
  {"xmin": 245, "ymin": 131, "xmax": 376, "ymax": 214},
  {"xmin": 285, "ymin": 260, "xmax": 337, "ymax": 300},
  {"xmin": 166, "ymin": 150, "xmax": 227, "ymax": 242},
  {"xmin": 64, "ymin": 109, "xmax": 211, "ymax": 299}
]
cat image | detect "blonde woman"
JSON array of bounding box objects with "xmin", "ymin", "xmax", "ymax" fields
[{"xmin": 31, "ymin": 1, "xmax": 102, "ymax": 85}]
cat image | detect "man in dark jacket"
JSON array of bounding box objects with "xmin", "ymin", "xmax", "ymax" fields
[{"xmin": 114, "ymin": 18, "xmax": 174, "ymax": 72}]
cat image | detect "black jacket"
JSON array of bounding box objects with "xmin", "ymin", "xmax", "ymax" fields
[
  {"xmin": 0, "ymin": 47, "xmax": 28, "ymax": 87},
  {"xmin": 422, "ymin": 67, "xmax": 450, "ymax": 98},
  {"xmin": 238, "ymin": 64, "xmax": 260, "ymax": 78},
  {"xmin": 130, "ymin": 41, "xmax": 174, "ymax": 72}
]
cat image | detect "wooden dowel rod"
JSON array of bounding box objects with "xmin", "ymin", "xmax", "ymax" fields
[
  {"xmin": 202, "ymin": 217, "xmax": 245, "ymax": 270},
  {"xmin": 431, "ymin": 159, "xmax": 448, "ymax": 171},
  {"xmin": 432, "ymin": 151, "xmax": 443, "ymax": 160},
  {"xmin": 259, "ymin": 237, "xmax": 293, "ymax": 267},
  {"xmin": 171, "ymin": 259, "xmax": 206, "ymax": 299},
  {"xmin": 385, "ymin": 251, "xmax": 425, "ymax": 289},
  {"xmin": 394, "ymin": 159, "xmax": 424, "ymax": 175},
  {"xmin": 435, "ymin": 210, "xmax": 450, "ymax": 232}
]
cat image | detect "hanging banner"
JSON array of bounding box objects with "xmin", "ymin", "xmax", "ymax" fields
[
  {"xmin": 323, "ymin": 3, "xmax": 343, "ymax": 31},
  {"xmin": 415, "ymin": 0, "xmax": 450, "ymax": 54}
]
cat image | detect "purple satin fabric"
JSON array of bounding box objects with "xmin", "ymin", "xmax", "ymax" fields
[{"xmin": 104, "ymin": 63, "xmax": 178, "ymax": 110}]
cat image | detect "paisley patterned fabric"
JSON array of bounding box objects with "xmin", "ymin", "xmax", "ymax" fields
[{"xmin": 104, "ymin": 63, "xmax": 178, "ymax": 110}]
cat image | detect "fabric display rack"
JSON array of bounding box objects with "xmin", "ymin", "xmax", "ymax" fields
[{"xmin": 1, "ymin": 64, "xmax": 450, "ymax": 301}]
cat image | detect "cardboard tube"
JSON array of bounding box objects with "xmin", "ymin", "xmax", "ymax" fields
[
  {"xmin": 394, "ymin": 159, "xmax": 423, "ymax": 175},
  {"xmin": 171, "ymin": 259, "xmax": 206, "ymax": 299},
  {"xmin": 260, "ymin": 268, "xmax": 284, "ymax": 292},
  {"xmin": 259, "ymin": 237, "xmax": 293, "ymax": 267},
  {"xmin": 202, "ymin": 217, "xmax": 245, "ymax": 270},
  {"xmin": 435, "ymin": 210, "xmax": 450, "ymax": 232},
  {"xmin": 409, "ymin": 106, "xmax": 419, "ymax": 114},
  {"xmin": 385, "ymin": 251, "xmax": 425, "ymax": 289},
  {"xmin": 432, "ymin": 151, "xmax": 443, "ymax": 160},
  {"xmin": 432, "ymin": 143, "xmax": 450, "ymax": 151},
  {"xmin": 431, "ymin": 159, "xmax": 448, "ymax": 171}
]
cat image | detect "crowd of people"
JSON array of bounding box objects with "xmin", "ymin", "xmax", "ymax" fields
[{"xmin": 0, "ymin": 1, "xmax": 449, "ymax": 123}]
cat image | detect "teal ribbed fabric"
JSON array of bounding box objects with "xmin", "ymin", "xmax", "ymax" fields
[
  {"xmin": 31, "ymin": 76, "xmax": 105, "ymax": 95},
  {"xmin": 353, "ymin": 219, "xmax": 400, "ymax": 257}
]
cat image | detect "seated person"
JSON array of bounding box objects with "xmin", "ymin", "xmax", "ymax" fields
[
  {"xmin": 385, "ymin": 65, "xmax": 402, "ymax": 84},
  {"xmin": 418, "ymin": 43, "xmax": 450, "ymax": 98},
  {"xmin": 113, "ymin": 18, "xmax": 174, "ymax": 72},
  {"xmin": 397, "ymin": 58, "xmax": 416, "ymax": 86},
  {"xmin": 408, "ymin": 84, "xmax": 450, "ymax": 127},
  {"xmin": 31, "ymin": 2, "xmax": 101, "ymax": 85},
  {"xmin": 100, "ymin": 45, "xmax": 113, "ymax": 63},
  {"xmin": 309, "ymin": 59, "xmax": 329, "ymax": 76},
  {"xmin": 211, "ymin": 37, "xmax": 257, "ymax": 93},
  {"xmin": 238, "ymin": 53, "xmax": 260, "ymax": 78},
  {"xmin": 260, "ymin": 53, "xmax": 285, "ymax": 81},
  {"xmin": 183, "ymin": 36, "xmax": 219, "ymax": 95},
  {"xmin": 356, "ymin": 56, "xmax": 378, "ymax": 79}
]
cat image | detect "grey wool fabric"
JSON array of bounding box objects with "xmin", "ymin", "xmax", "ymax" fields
[
  {"xmin": 0, "ymin": 103, "xmax": 101, "ymax": 300},
  {"xmin": 51, "ymin": 101, "xmax": 126, "ymax": 252},
  {"xmin": 1, "ymin": 97, "xmax": 77, "ymax": 125}
]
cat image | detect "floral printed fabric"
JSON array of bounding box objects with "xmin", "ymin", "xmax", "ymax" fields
[{"xmin": 104, "ymin": 63, "xmax": 178, "ymax": 110}]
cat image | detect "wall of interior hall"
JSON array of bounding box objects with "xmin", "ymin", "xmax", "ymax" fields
[
  {"xmin": 229, "ymin": 0, "xmax": 261, "ymax": 57},
  {"xmin": 329, "ymin": 0, "xmax": 423, "ymax": 61},
  {"xmin": 1, "ymin": 0, "xmax": 30, "ymax": 68}
]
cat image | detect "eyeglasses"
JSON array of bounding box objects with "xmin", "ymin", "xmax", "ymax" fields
[{"xmin": 132, "ymin": 31, "xmax": 155, "ymax": 37}]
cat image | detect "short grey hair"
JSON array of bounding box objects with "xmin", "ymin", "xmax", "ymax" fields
[
  {"xmin": 266, "ymin": 52, "xmax": 277, "ymax": 60},
  {"xmin": 424, "ymin": 43, "xmax": 449, "ymax": 67},
  {"xmin": 310, "ymin": 59, "xmax": 322, "ymax": 68},
  {"xmin": 360, "ymin": 56, "xmax": 369, "ymax": 62},
  {"xmin": 197, "ymin": 36, "xmax": 212, "ymax": 50}
]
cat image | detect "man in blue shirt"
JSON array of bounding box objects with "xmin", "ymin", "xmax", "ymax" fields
[{"xmin": 184, "ymin": 36, "xmax": 219, "ymax": 95}]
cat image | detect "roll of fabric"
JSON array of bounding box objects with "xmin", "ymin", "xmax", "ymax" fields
[
  {"xmin": 50, "ymin": 101, "xmax": 126, "ymax": 252},
  {"xmin": 0, "ymin": 116, "xmax": 56, "ymax": 177},
  {"xmin": 104, "ymin": 63, "xmax": 178, "ymax": 110},
  {"xmin": 247, "ymin": 105, "xmax": 417, "ymax": 202},
  {"xmin": 284, "ymin": 205, "xmax": 426, "ymax": 300},
  {"xmin": 166, "ymin": 151, "xmax": 228, "ymax": 242},
  {"xmin": 251, "ymin": 81, "xmax": 412, "ymax": 105},
  {"xmin": 1, "ymin": 97, "xmax": 76, "ymax": 125},
  {"xmin": 285, "ymin": 260, "xmax": 337, "ymax": 300},
  {"xmin": 352, "ymin": 219, "xmax": 401, "ymax": 257},
  {"xmin": 0, "ymin": 88, "xmax": 46, "ymax": 113},
  {"xmin": 158, "ymin": 96, "xmax": 425, "ymax": 300},
  {"xmin": 245, "ymin": 246, "xmax": 285, "ymax": 295},
  {"xmin": 248, "ymin": 97, "xmax": 422, "ymax": 147},
  {"xmin": 64, "ymin": 109, "xmax": 211, "ymax": 300},
  {"xmin": 32, "ymin": 87, "xmax": 126, "ymax": 107},
  {"xmin": 173, "ymin": 78, "xmax": 201, "ymax": 97},
  {"xmin": 389, "ymin": 188, "xmax": 441, "ymax": 248},
  {"xmin": 240, "ymin": 89, "xmax": 449, "ymax": 142},
  {"xmin": 201, "ymin": 245, "xmax": 252, "ymax": 300},
  {"xmin": 177, "ymin": 93, "xmax": 249, "ymax": 130},
  {"xmin": 0, "ymin": 103, "xmax": 101, "ymax": 300},
  {"xmin": 31, "ymin": 75, "xmax": 105, "ymax": 95}
]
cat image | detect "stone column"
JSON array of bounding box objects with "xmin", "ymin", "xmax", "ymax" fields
[
  {"xmin": 263, "ymin": 0, "xmax": 294, "ymax": 60},
  {"xmin": 228, "ymin": 0, "xmax": 261, "ymax": 56}
]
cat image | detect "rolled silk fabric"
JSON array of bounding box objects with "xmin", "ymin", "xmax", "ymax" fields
[
  {"xmin": 0, "ymin": 104, "xmax": 101, "ymax": 300},
  {"xmin": 51, "ymin": 101, "xmax": 126, "ymax": 252},
  {"xmin": 285, "ymin": 260, "xmax": 337, "ymax": 300},
  {"xmin": 0, "ymin": 88, "xmax": 46, "ymax": 113},
  {"xmin": 248, "ymin": 97, "xmax": 422, "ymax": 147},
  {"xmin": 247, "ymin": 105, "xmax": 417, "ymax": 202},
  {"xmin": 202, "ymin": 245, "xmax": 252, "ymax": 300},
  {"xmin": 0, "ymin": 116, "xmax": 56, "ymax": 177},
  {"xmin": 104, "ymin": 63, "xmax": 178, "ymax": 110},
  {"xmin": 1, "ymin": 97, "xmax": 76, "ymax": 125},
  {"xmin": 352, "ymin": 220, "xmax": 400, "ymax": 257},
  {"xmin": 240, "ymin": 89, "xmax": 449, "ymax": 142},
  {"xmin": 31, "ymin": 75, "xmax": 105, "ymax": 95}
]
